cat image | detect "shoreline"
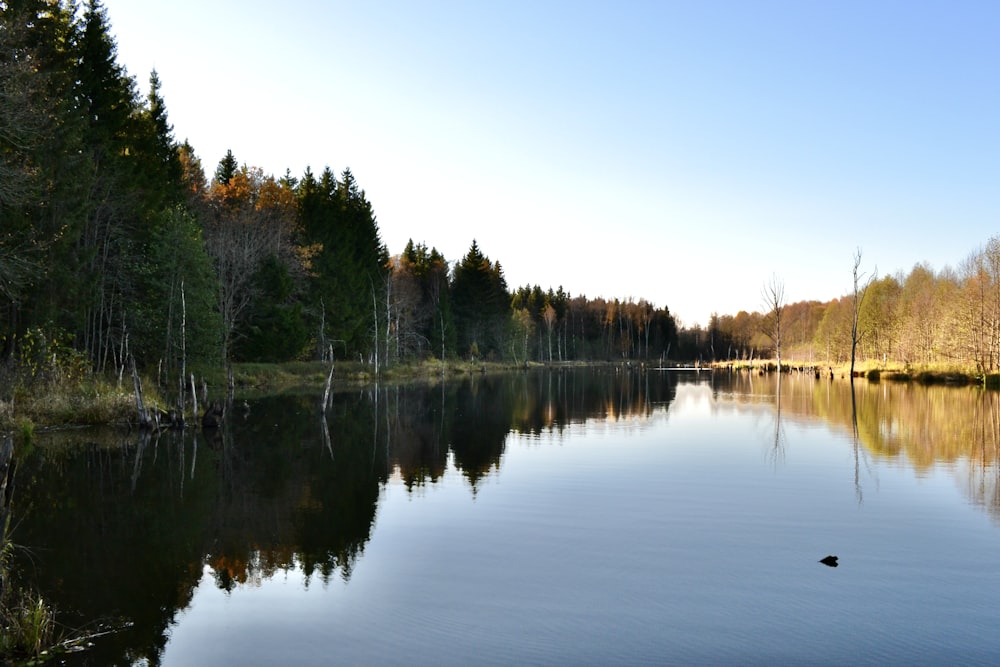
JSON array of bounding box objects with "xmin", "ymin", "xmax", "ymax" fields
[{"xmin": 3, "ymin": 358, "xmax": 998, "ymax": 434}]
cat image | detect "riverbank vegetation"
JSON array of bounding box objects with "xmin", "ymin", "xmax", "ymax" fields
[{"xmin": 683, "ymin": 241, "xmax": 1000, "ymax": 383}]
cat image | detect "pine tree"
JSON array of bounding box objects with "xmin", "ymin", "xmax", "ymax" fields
[
  {"xmin": 214, "ymin": 149, "xmax": 238, "ymax": 186},
  {"xmin": 137, "ymin": 69, "xmax": 183, "ymax": 203},
  {"xmin": 178, "ymin": 140, "xmax": 207, "ymax": 201},
  {"xmin": 299, "ymin": 167, "xmax": 388, "ymax": 359},
  {"xmin": 451, "ymin": 240, "xmax": 510, "ymax": 360},
  {"xmin": 0, "ymin": 0, "xmax": 90, "ymax": 353},
  {"xmin": 75, "ymin": 0, "xmax": 152, "ymax": 370}
]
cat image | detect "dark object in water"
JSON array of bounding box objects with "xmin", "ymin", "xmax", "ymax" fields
[
  {"xmin": 202, "ymin": 401, "xmax": 226, "ymax": 429},
  {"xmin": 819, "ymin": 555, "xmax": 839, "ymax": 567}
]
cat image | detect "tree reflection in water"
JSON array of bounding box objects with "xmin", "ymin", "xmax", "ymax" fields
[{"xmin": 10, "ymin": 368, "xmax": 1000, "ymax": 664}]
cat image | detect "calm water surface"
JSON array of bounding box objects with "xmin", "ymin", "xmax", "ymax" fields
[{"xmin": 14, "ymin": 369, "xmax": 1000, "ymax": 665}]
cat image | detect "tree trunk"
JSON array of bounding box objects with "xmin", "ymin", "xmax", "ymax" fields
[
  {"xmin": 0, "ymin": 435, "xmax": 15, "ymax": 601},
  {"xmin": 178, "ymin": 279, "xmax": 187, "ymax": 424},
  {"xmin": 190, "ymin": 373, "xmax": 199, "ymax": 425},
  {"xmin": 131, "ymin": 356, "xmax": 153, "ymax": 429},
  {"xmin": 371, "ymin": 280, "xmax": 380, "ymax": 376}
]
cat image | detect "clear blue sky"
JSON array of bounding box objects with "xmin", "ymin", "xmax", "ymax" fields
[{"xmin": 103, "ymin": 0, "xmax": 1000, "ymax": 328}]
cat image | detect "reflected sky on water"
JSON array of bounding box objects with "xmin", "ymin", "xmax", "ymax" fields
[{"xmin": 14, "ymin": 369, "xmax": 1000, "ymax": 665}]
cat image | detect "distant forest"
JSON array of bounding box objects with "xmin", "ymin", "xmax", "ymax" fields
[
  {"xmin": 684, "ymin": 247, "xmax": 1000, "ymax": 373},
  {"xmin": 2, "ymin": 1, "xmax": 999, "ymax": 378}
]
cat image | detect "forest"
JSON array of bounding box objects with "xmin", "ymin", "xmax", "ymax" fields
[
  {"xmin": 3, "ymin": 0, "xmax": 1000, "ymax": 389},
  {"xmin": 678, "ymin": 248, "xmax": 1000, "ymax": 375},
  {"xmin": 0, "ymin": 0, "xmax": 679, "ymax": 381}
]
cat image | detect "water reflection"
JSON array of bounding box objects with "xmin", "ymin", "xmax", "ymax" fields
[
  {"xmin": 10, "ymin": 368, "xmax": 1000, "ymax": 664},
  {"xmin": 719, "ymin": 370, "xmax": 1000, "ymax": 509},
  {"xmin": 11, "ymin": 368, "xmax": 682, "ymax": 663}
]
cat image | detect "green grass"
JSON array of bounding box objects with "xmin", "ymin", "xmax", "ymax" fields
[{"xmin": 0, "ymin": 589, "xmax": 56, "ymax": 660}]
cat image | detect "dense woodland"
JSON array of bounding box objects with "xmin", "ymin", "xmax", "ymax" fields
[{"xmin": 2, "ymin": 1, "xmax": 1000, "ymax": 386}]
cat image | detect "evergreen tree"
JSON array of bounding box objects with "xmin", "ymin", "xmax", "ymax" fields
[
  {"xmin": 236, "ymin": 257, "xmax": 309, "ymax": 362},
  {"xmin": 75, "ymin": 0, "xmax": 150, "ymax": 370},
  {"xmin": 132, "ymin": 205, "xmax": 223, "ymax": 371},
  {"xmin": 214, "ymin": 149, "xmax": 238, "ymax": 186},
  {"xmin": 299, "ymin": 167, "xmax": 388, "ymax": 360},
  {"xmin": 451, "ymin": 240, "xmax": 510, "ymax": 360},
  {"xmin": 178, "ymin": 140, "xmax": 207, "ymax": 203},
  {"xmin": 0, "ymin": 0, "xmax": 90, "ymax": 355},
  {"xmin": 135, "ymin": 69, "xmax": 183, "ymax": 203}
]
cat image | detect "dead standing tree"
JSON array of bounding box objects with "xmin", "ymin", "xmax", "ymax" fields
[
  {"xmin": 850, "ymin": 248, "xmax": 876, "ymax": 381},
  {"xmin": 761, "ymin": 274, "xmax": 786, "ymax": 371}
]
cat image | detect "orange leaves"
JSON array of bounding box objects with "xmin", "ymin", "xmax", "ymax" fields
[
  {"xmin": 257, "ymin": 175, "xmax": 296, "ymax": 212},
  {"xmin": 208, "ymin": 165, "xmax": 295, "ymax": 215}
]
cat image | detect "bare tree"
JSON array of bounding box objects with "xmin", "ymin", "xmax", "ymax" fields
[
  {"xmin": 204, "ymin": 167, "xmax": 299, "ymax": 362},
  {"xmin": 850, "ymin": 248, "xmax": 877, "ymax": 380},
  {"xmin": 386, "ymin": 256, "xmax": 432, "ymax": 361},
  {"xmin": 761, "ymin": 274, "xmax": 786, "ymax": 370},
  {"xmin": 204, "ymin": 208, "xmax": 279, "ymax": 361}
]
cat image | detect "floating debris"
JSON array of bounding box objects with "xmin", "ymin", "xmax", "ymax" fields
[{"xmin": 819, "ymin": 555, "xmax": 839, "ymax": 567}]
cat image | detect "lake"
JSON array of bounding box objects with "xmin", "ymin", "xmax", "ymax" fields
[{"xmin": 12, "ymin": 368, "xmax": 1000, "ymax": 665}]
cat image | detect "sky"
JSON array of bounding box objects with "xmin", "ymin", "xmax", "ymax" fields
[{"xmin": 101, "ymin": 0, "xmax": 1000, "ymax": 328}]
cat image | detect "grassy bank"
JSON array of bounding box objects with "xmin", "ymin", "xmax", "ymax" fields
[
  {"xmin": 1, "ymin": 358, "xmax": 556, "ymax": 431},
  {"xmin": 0, "ymin": 378, "xmax": 141, "ymax": 433},
  {"xmin": 212, "ymin": 358, "xmax": 572, "ymax": 393},
  {"xmin": 7, "ymin": 357, "xmax": 1000, "ymax": 433},
  {"xmin": 713, "ymin": 358, "xmax": 999, "ymax": 387},
  {"xmin": 193, "ymin": 359, "xmax": 501, "ymax": 391}
]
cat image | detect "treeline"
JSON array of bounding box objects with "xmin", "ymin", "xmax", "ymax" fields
[
  {"xmin": 681, "ymin": 239, "xmax": 1000, "ymax": 374},
  {"xmin": 8, "ymin": 2, "xmax": 997, "ymax": 380},
  {"xmin": 0, "ymin": 1, "xmax": 679, "ymax": 382}
]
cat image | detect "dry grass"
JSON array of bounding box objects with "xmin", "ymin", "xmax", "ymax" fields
[
  {"xmin": 714, "ymin": 357, "xmax": 985, "ymax": 385},
  {"xmin": 1, "ymin": 375, "xmax": 164, "ymax": 431},
  {"xmin": 0, "ymin": 589, "xmax": 56, "ymax": 659},
  {"xmin": 26, "ymin": 386, "xmax": 135, "ymax": 424}
]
